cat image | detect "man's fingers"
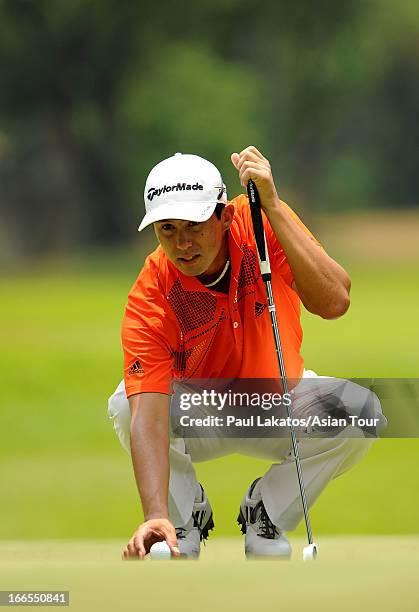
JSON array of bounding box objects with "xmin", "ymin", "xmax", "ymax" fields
[
  {"xmin": 239, "ymin": 168, "xmax": 255, "ymax": 187},
  {"xmin": 239, "ymin": 160, "xmax": 268, "ymax": 179},
  {"xmin": 232, "ymin": 149, "xmax": 268, "ymax": 173},
  {"xmin": 121, "ymin": 535, "xmax": 146, "ymax": 561},
  {"xmin": 234, "ymin": 154, "xmax": 270, "ymax": 184},
  {"xmin": 134, "ymin": 535, "xmax": 146, "ymax": 559},
  {"xmin": 164, "ymin": 533, "xmax": 180, "ymax": 558},
  {"xmin": 236, "ymin": 152, "xmax": 263, "ymax": 172},
  {"xmin": 231, "ymin": 152, "xmax": 240, "ymax": 169},
  {"xmin": 239, "ymin": 166, "xmax": 270, "ymax": 187},
  {"xmin": 121, "ymin": 546, "xmax": 136, "ymax": 560},
  {"xmin": 238, "ymin": 145, "xmax": 266, "ymax": 162}
]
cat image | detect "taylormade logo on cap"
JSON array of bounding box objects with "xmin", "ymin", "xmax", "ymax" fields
[
  {"xmin": 138, "ymin": 152, "xmax": 228, "ymax": 232},
  {"xmin": 147, "ymin": 182, "xmax": 204, "ymax": 201}
]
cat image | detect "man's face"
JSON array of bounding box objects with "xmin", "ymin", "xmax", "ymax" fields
[{"xmin": 154, "ymin": 205, "xmax": 234, "ymax": 279}]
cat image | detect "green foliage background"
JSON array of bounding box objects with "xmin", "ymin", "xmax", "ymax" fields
[
  {"xmin": 0, "ymin": 0, "xmax": 418, "ymax": 542},
  {"xmin": 0, "ymin": 0, "xmax": 418, "ymax": 259}
]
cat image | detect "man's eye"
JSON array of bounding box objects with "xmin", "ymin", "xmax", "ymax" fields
[
  {"xmin": 188, "ymin": 222, "xmax": 200, "ymax": 228},
  {"xmin": 161, "ymin": 224, "xmax": 174, "ymax": 231}
]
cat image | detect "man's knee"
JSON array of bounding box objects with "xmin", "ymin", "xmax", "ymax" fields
[{"xmin": 340, "ymin": 381, "xmax": 385, "ymax": 420}]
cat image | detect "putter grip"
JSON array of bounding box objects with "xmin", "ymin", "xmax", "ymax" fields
[{"xmin": 247, "ymin": 180, "xmax": 267, "ymax": 262}]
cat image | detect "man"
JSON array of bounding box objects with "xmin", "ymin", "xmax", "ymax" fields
[{"xmin": 108, "ymin": 146, "xmax": 383, "ymax": 560}]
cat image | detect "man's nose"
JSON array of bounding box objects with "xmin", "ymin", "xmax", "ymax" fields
[{"xmin": 176, "ymin": 231, "xmax": 193, "ymax": 250}]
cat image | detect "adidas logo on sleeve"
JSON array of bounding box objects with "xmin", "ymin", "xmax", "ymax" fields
[{"xmin": 128, "ymin": 360, "xmax": 144, "ymax": 376}]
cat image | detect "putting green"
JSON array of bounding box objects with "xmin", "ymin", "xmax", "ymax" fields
[{"xmin": 0, "ymin": 538, "xmax": 418, "ymax": 611}]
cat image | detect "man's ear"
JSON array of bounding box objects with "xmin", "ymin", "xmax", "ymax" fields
[{"xmin": 221, "ymin": 203, "xmax": 234, "ymax": 230}]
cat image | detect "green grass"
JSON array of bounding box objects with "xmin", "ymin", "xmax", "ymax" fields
[
  {"xmin": 301, "ymin": 262, "xmax": 419, "ymax": 377},
  {"xmin": 1, "ymin": 440, "xmax": 418, "ymax": 540},
  {"xmin": 1, "ymin": 538, "xmax": 419, "ymax": 612},
  {"xmin": 0, "ymin": 239, "xmax": 418, "ymax": 539}
]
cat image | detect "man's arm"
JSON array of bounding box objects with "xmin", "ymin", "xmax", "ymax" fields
[
  {"xmin": 264, "ymin": 202, "xmax": 351, "ymax": 319},
  {"xmin": 231, "ymin": 146, "xmax": 351, "ymax": 320},
  {"xmin": 121, "ymin": 392, "xmax": 180, "ymax": 559}
]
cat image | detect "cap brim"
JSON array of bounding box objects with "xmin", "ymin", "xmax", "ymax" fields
[{"xmin": 138, "ymin": 201, "xmax": 218, "ymax": 232}]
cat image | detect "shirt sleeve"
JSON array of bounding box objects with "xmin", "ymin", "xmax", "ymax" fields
[{"xmin": 122, "ymin": 258, "xmax": 175, "ymax": 397}]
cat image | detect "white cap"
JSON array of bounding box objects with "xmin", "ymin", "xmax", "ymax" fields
[{"xmin": 138, "ymin": 153, "xmax": 227, "ymax": 232}]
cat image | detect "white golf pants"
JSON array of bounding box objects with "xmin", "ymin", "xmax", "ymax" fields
[{"xmin": 107, "ymin": 371, "xmax": 383, "ymax": 530}]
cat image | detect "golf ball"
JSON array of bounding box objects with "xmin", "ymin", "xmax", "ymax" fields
[{"xmin": 150, "ymin": 541, "xmax": 171, "ymax": 560}]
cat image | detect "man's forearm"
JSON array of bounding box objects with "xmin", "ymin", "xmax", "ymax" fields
[
  {"xmin": 265, "ymin": 199, "xmax": 351, "ymax": 319},
  {"xmin": 130, "ymin": 402, "xmax": 170, "ymax": 520}
]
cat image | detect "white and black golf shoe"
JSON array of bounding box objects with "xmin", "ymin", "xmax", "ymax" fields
[
  {"xmin": 176, "ymin": 485, "xmax": 214, "ymax": 559},
  {"xmin": 237, "ymin": 478, "xmax": 292, "ymax": 559}
]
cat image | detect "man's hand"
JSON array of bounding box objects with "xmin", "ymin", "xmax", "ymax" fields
[
  {"xmin": 231, "ymin": 146, "xmax": 279, "ymax": 212},
  {"xmin": 122, "ymin": 518, "xmax": 180, "ymax": 560}
]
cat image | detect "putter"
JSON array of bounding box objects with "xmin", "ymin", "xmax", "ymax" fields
[{"xmin": 247, "ymin": 179, "xmax": 318, "ymax": 561}]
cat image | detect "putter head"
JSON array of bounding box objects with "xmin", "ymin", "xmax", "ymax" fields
[{"xmin": 303, "ymin": 543, "xmax": 318, "ymax": 561}]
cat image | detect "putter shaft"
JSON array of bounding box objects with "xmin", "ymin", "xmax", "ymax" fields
[{"xmin": 247, "ymin": 180, "xmax": 314, "ymax": 547}]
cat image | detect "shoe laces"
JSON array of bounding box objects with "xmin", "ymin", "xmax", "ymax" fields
[
  {"xmin": 175, "ymin": 485, "xmax": 215, "ymax": 543},
  {"xmin": 175, "ymin": 527, "xmax": 187, "ymax": 540},
  {"xmin": 175, "ymin": 516, "xmax": 194, "ymax": 540},
  {"xmin": 254, "ymin": 502, "xmax": 280, "ymax": 539}
]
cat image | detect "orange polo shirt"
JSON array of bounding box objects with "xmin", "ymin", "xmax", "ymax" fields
[{"xmin": 122, "ymin": 195, "xmax": 319, "ymax": 397}]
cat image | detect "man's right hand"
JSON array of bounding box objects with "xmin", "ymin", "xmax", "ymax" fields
[{"xmin": 122, "ymin": 518, "xmax": 180, "ymax": 560}]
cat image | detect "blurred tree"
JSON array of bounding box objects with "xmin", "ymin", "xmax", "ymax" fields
[
  {"xmin": 0, "ymin": 0, "xmax": 417, "ymax": 259},
  {"xmin": 0, "ymin": 0, "xmax": 259, "ymax": 256},
  {"xmin": 118, "ymin": 43, "xmax": 264, "ymax": 208}
]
